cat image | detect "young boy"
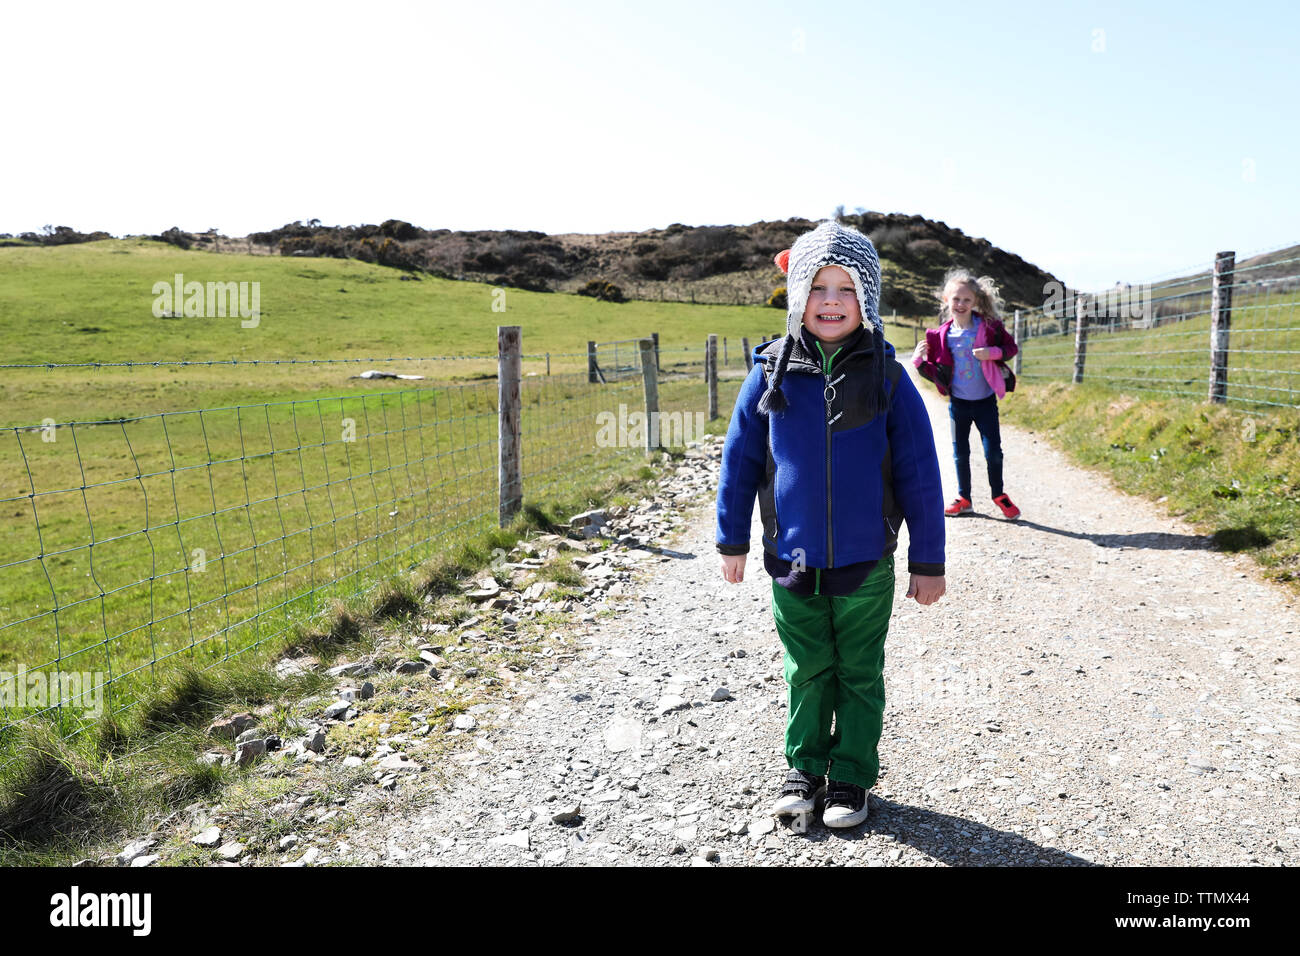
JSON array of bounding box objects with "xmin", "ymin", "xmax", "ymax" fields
[{"xmin": 715, "ymin": 220, "xmax": 946, "ymax": 828}]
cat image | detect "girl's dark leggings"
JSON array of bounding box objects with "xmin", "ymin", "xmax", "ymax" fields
[{"xmin": 949, "ymin": 394, "xmax": 1003, "ymax": 499}]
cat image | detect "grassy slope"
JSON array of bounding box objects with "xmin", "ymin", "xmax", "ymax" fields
[
  {"xmin": 0, "ymin": 239, "xmax": 806, "ymax": 428},
  {"xmin": 1020, "ymin": 296, "xmax": 1300, "ymax": 402},
  {"xmin": 0, "ymin": 239, "xmax": 919, "ymax": 737},
  {"xmin": 1000, "ymin": 380, "xmax": 1300, "ymax": 591}
]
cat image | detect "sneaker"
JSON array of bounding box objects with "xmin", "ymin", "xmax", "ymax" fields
[
  {"xmin": 992, "ymin": 493, "xmax": 1021, "ymax": 520},
  {"xmin": 822, "ymin": 779, "xmax": 870, "ymax": 828},
  {"xmin": 944, "ymin": 495, "xmax": 972, "ymax": 516},
  {"xmin": 773, "ymin": 768, "xmax": 825, "ymax": 816}
]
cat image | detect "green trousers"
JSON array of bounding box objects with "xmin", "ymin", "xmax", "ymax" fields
[{"xmin": 770, "ymin": 555, "xmax": 894, "ymax": 790}]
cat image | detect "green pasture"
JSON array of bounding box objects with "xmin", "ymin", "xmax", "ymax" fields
[
  {"xmin": 0, "ymin": 371, "xmax": 721, "ymax": 729},
  {"xmin": 0, "ymin": 239, "xmax": 791, "ymax": 429},
  {"xmin": 9, "ymin": 239, "xmax": 930, "ymax": 739},
  {"xmin": 1015, "ymin": 286, "xmax": 1300, "ymax": 408}
]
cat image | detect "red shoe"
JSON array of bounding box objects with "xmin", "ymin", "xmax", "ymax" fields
[
  {"xmin": 944, "ymin": 495, "xmax": 972, "ymax": 516},
  {"xmin": 992, "ymin": 493, "xmax": 1021, "ymax": 520}
]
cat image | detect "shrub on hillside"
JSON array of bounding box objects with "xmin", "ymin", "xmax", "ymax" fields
[
  {"xmin": 19, "ymin": 225, "xmax": 112, "ymax": 245},
  {"xmin": 631, "ymin": 225, "xmax": 745, "ymax": 281},
  {"xmin": 869, "ymin": 225, "xmax": 910, "ymax": 254},
  {"xmin": 249, "ymin": 221, "xmax": 317, "ymax": 245},
  {"xmin": 152, "ymin": 227, "xmax": 193, "ymax": 250},
  {"xmin": 355, "ymin": 236, "xmax": 424, "ymax": 271},
  {"xmin": 492, "ymin": 273, "xmax": 551, "ymax": 293},
  {"xmin": 465, "ymin": 250, "xmax": 507, "ymax": 272},
  {"xmin": 905, "ymin": 238, "xmax": 944, "ymax": 260},
  {"xmin": 576, "ymin": 280, "xmax": 625, "ymax": 303},
  {"xmin": 768, "ymin": 286, "xmax": 787, "ymax": 309},
  {"xmin": 379, "ymin": 219, "xmax": 421, "ymax": 241}
]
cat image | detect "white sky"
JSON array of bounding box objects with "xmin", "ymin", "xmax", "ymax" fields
[{"xmin": 3, "ymin": 0, "xmax": 1297, "ymax": 289}]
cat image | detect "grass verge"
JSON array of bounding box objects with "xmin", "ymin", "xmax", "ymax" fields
[
  {"xmin": 1001, "ymin": 381, "xmax": 1300, "ymax": 591},
  {"xmin": 0, "ymin": 434, "xmax": 710, "ymax": 865}
]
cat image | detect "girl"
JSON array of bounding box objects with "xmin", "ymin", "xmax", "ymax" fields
[
  {"xmin": 912, "ymin": 269, "xmax": 1021, "ymax": 520},
  {"xmin": 715, "ymin": 220, "xmax": 946, "ymax": 829}
]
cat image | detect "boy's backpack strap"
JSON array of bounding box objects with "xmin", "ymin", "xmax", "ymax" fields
[{"xmin": 884, "ymin": 358, "xmax": 903, "ymax": 407}]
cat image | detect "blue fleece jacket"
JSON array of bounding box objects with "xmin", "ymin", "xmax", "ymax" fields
[{"xmin": 715, "ymin": 330, "xmax": 945, "ymax": 575}]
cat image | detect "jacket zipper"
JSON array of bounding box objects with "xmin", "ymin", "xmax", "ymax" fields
[{"xmin": 816, "ymin": 340, "xmax": 844, "ymax": 569}]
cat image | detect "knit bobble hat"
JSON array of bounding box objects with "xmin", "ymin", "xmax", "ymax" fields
[{"xmin": 758, "ymin": 220, "xmax": 888, "ymax": 418}]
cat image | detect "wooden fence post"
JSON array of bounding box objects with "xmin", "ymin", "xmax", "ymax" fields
[
  {"xmin": 652, "ymin": 331, "xmax": 660, "ymax": 372},
  {"xmin": 498, "ymin": 326, "xmax": 522, "ymax": 527},
  {"xmin": 587, "ymin": 340, "xmax": 598, "ymax": 384},
  {"xmin": 1012, "ymin": 309, "xmax": 1023, "ymax": 376},
  {"xmin": 639, "ymin": 338, "xmax": 660, "ymax": 454},
  {"xmin": 1209, "ymin": 250, "xmax": 1236, "ymax": 404},
  {"xmin": 1072, "ymin": 298, "xmax": 1088, "ymax": 384},
  {"xmin": 742, "ymin": 336, "xmax": 752, "ymax": 371},
  {"xmin": 546, "ymin": 352, "xmax": 550, "ymax": 376},
  {"xmin": 707, "ymin": 333, "xmax": 718, "ymax": 420},
  {"xmin": 723, "ymin": 337, "xmax": 728, "ymax": 366}
]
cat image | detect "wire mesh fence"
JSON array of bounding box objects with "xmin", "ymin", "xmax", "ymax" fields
[
  {"xmin": 588, "ymin": 332, "xmax": 784, "ymax": 384},
  {"xmin": 0, "ymin": 335, "xmax": 752, "ymax": 754},
  {"xmin": 1014, "ymin": 248, "xmax": 1300, "ymax": 411}
]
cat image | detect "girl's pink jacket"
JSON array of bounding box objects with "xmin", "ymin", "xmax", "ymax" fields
[{"xmin": 912, "ymin": 313, "xmax": 1019, "ymax": 399}]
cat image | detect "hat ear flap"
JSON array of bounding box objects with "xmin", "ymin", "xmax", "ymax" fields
[{"xmin": 774, "ymin": 249, "xmax": 791, "ymax": 274}]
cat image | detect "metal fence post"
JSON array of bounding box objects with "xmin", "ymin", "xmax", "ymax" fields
[
  {"xmin": 639, "ymin": 338, "xmax": 660, "ymax": 454},
  {"xmin": 1209, "ymin": 250, "xmax": 1236, "ymax": 404},
  {"xmin": 498, "ymin": 326, "xmax": 522, "ymax": 527}
]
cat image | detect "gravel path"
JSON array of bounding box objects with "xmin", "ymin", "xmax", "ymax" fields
[{"xmin": 348, "ymin": 368, "xmax": 1300, "ymax": 866}]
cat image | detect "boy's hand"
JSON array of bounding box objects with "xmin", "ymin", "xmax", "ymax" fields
[
  {"xmin": 720, "ymin": 553, "xmax": 746, "ymax": 583},
  {"xmin": 972, "ymin": 346, "xmax": 992, "ymax": 360},
  {"xmin": 906, "ymin": 573, "xmax": 945, "ymax": 605}
]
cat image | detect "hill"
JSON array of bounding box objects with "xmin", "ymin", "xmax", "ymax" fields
[
  {"xmin": 8, "ymin": 213, "xmax": 1061, "ymax": 317},
  {"xmin": 238, "ymin": 212, "xmax": 1062, "ymax": 315}
]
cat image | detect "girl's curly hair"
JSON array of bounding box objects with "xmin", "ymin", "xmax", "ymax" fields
[{"xmin": 937, "ymin": 268, "xmax": 1003, "ymax": 322}]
